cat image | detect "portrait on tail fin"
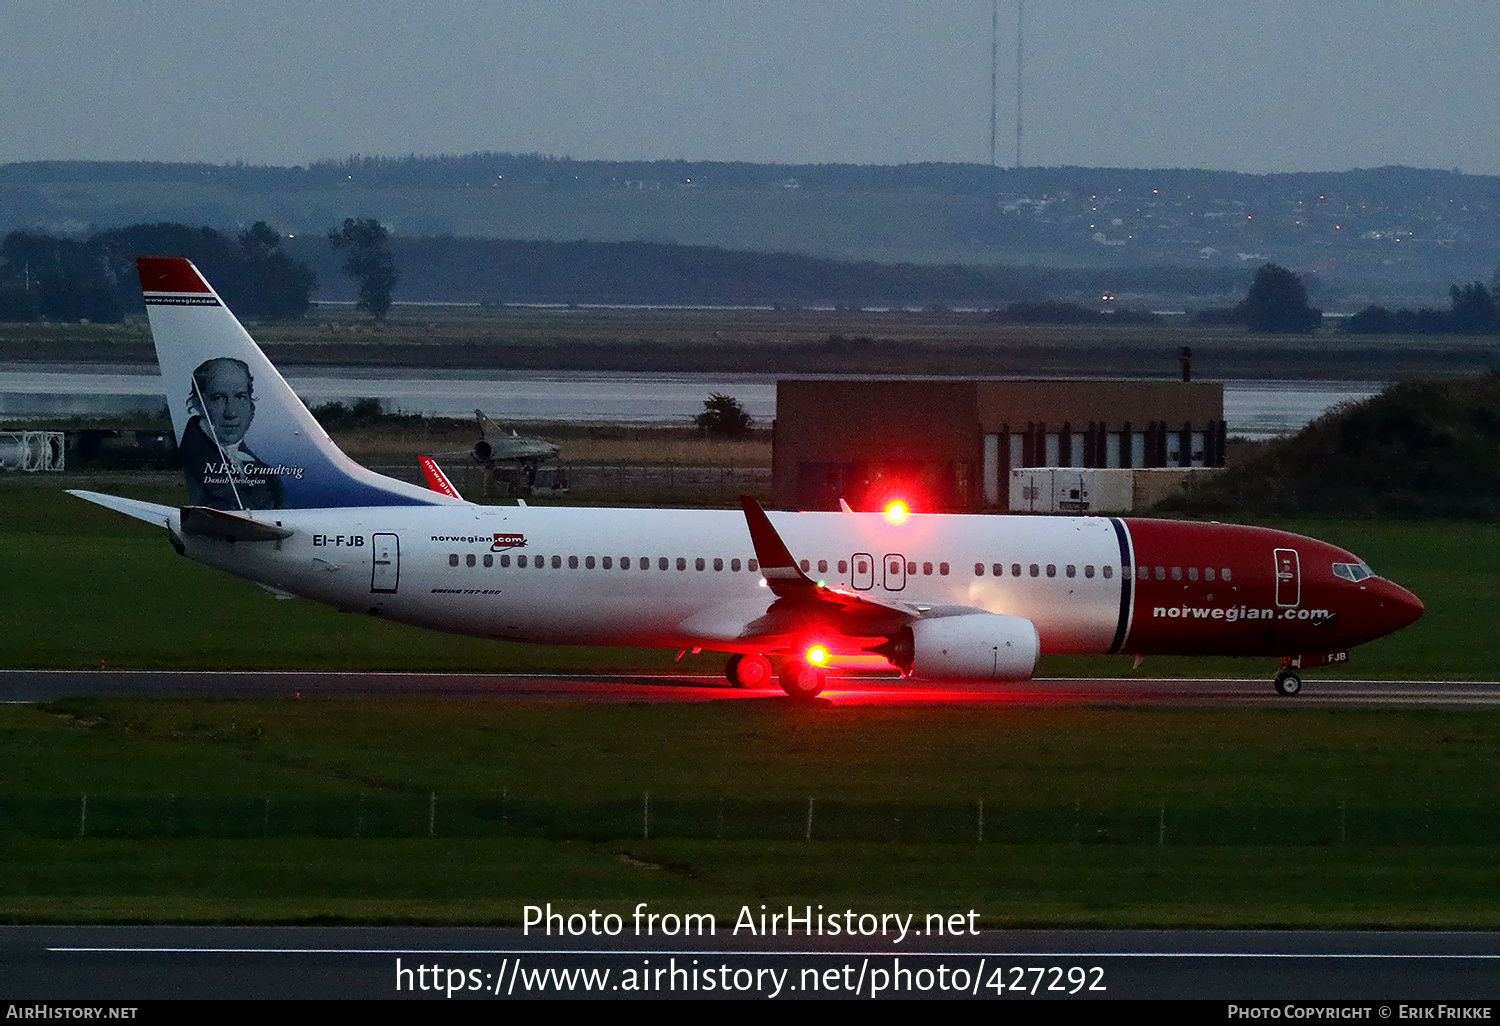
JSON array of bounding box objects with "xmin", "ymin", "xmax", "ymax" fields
[{"xmin": 180, "ymin": 356, "xmax": 285, "ymax": 510}]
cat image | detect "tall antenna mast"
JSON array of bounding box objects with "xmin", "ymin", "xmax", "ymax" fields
[
  {"xmin": 989, "ymin": 0, "xmax": 998, "ymax": 168},
  {"xmin": 1015, "ymin": 0, "xmax": 1024, "ymax": 168}
]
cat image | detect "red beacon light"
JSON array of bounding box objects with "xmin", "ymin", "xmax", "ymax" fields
[
  {"xmin": 884, "ymin": 500, "xmax": 909, "ymax": 523},
  {"xmin": 804, "ymin": 644, "xmax": 830, "ymax": 666}
]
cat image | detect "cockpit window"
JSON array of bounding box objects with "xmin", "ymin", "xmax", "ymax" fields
[{"xmin": 1333, "ymin": 561, "xmax": 1375, "ymax": 582}]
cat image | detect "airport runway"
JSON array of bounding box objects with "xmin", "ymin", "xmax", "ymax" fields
[
  {"xmin": 2, "ymin": 669, "xmax": 1499, "ymax": 707},
  {"xmin": 4, "ymin": 925, "xmax": 1500, "ymax": 999}
]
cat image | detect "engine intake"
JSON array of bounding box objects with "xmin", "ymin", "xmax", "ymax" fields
[{"xmin": 877, "ymin": 613, "xmax": 1040, "ymax": 682}]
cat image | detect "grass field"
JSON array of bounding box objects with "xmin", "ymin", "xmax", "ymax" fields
[
  {"xmin": 4, "ymin": 475, "xmax": 1500, "ymax": 926},
  {"xmin": 6, "ymin": 698, "xmax": 1500, "ymax": 925},
  {"xmin": 5, "ymin": 307, "xmax": 1499, "ymax": 380}
]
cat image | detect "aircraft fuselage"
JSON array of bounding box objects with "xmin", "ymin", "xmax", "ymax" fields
[{"xmin": 176, "ymin": 505, "xmax": 1423, "ymax": 661}]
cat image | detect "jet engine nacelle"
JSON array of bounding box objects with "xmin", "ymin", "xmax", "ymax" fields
[
  {"xmin": 906, "ymin": 613, "xmax": 1040, "ymax": 682},
  {"xmin": 472, "ymin": 439, "xmax": 493, "ymax": 463}
]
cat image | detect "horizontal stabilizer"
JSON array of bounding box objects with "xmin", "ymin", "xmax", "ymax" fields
[
  {"xmin": 180, "ymin": 505, "xmax": 293, "ymax": 542},
  {"xmin": 67, "ymin": 490, "xmax": 173, "ymax": 528}
]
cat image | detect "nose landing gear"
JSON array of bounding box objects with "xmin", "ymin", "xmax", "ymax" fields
[{"xmin": 1273, "ymin": 670, "xmax": 1302, "ymax": 697}]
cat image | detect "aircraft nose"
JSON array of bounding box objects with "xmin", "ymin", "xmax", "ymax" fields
[{"xmin": 1373, "ymin": 578, "xmax": 1424, "ymax": 634}]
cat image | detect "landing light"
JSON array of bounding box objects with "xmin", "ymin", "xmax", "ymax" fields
[{"xmin": 884, "ymin": 501, "xmax": 908, "ymax": 523}]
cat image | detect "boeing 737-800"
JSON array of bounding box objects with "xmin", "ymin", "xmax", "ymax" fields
[{"xmin": 70, "ymin": 257, "xmax": 1424, "ymax": 698}]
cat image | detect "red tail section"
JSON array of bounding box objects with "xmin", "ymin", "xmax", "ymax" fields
[{"xmin": 418, "ymin": 455, "xmax": 463, "ymax": 499}]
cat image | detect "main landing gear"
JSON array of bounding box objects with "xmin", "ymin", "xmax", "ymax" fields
[
  {"xmin": 778, "ymin": 659, "xmax": 827, "ymax": 700},
  {"xmin": 725, "ymin": 653, "xmax": 824, "ymax": 698},
  {"xmin": 725, "ymin": 653, "xmax": 773, "ymax": 689},
  {"xmin": 1274, "ymin": 670, "xmax": 1303, "ymax": 697}
]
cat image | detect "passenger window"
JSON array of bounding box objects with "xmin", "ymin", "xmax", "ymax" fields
[
  {"xmin": 1187, "ymin": 567, "xmax": 1198, "ymax": 581},
  {"xmin": 517, "ymin": 555, "xmax": 527, "ymax": 568},
  {"xmin": 537, "ymin": 557, "xmax": 546, "ymax": 570},
  {"xmin": 585, "ymin": 556, "xmax": 595, "ymax": 569},
  {"xmin": 906, "ymin": 561, "xmax": 917, "ymax": 574},
  {"xmin": 1136, "ymin": 565, "xmax": 1148, "ymax": 580},
  {"xmin": 1012, "ymin": 563, "xmax": 1022, "ymax": 577},
  {"xmin": 856, "ymin": 558, "xmax": 869, "ymax": 574},
  {"xmin": 1066, "ymin": 565, "xmax": 1076, "ymax": 578},
  {"xmin": 448, "ymin": 554, "xmax": 459, "ymax": 567},
  {"xmin": 732, "ymin": 558, "xmax": 742, "ymax": 572},
  {"xmin": 695, "ymin": 557, "xmax": 705, "ymax": 571},
  {"xmin": 817, "ymin": 559, "xmax": 827, "ymax": 573},
  {"xmin": 922, "ymin": 562, "xmax": 933, "ymax": 576},
  {"xmin": 714, "ymin": 558, "xmax": 723, "ymax": 571},
  {"xmin": 975, "ymin": 563, "xmax": 985, "ymax": 576},
  {"xmin": 1222, "ymin": 567, "xmax": 1232, "ymax": 581},
  {"xmin": 500, "ymin": 554, "xmax": 510, "ymax": 567},
  {"xmin": 1046, "ymin": 564, "xmax": 1057, "ymax": 578},
  {"xmin": 1084, "ymin": 565, "xmax": 1094, "ymax": 578},
  {"xmin": 748, "ymin": 559, "xmax": 759, "ymax": 572},
  {"xmin": 659, "ymin": 557, "xmax": 669, "ymax": 571},
  {"xmin": 466, "ymin": 554, "xmax": 476, "ymax": 568},
  {"xmin": 1102, "ymin": 566, "xmax": 1113, "ymax": 579},
  {"xmin": 837, "ymin": 560, "xmax": 846, "ymax": 574},
  {"xmin": 483, "ymin": 554, "xmax": 493, "ymax": 568},
  {"xmin": 552, "ymin": 556, "xmax": 562, "ymax": 569},
  {"xmin": 568, "ymin": 555, "xmax": 579, "ymax": 569},
  {"xmin": 1171, "ymin": 566, "xmax": 1182, "ymax": 581},
  {"xmin": 1029, "ymin": 564, "xmax": 1039, "ymax": 578},
  {"xmin": 993, "ymin": 563, "xmax": 1004, "ymax": 577},
  {"xmin": 602, "ymin": 556, "xmax": 612, "ymax": 569},
  {"xmin": 1205, "ymin": 567, "xmax": 1215, "ymax": 582},
  {"xmin": 1155, "ymin": 567, "xmax": 1166, "ymax": 581},
  {"xmin": 676, "ymin": 557, "xmax": 687, "ymax": 571},
  {"xmin": 939, "ymin": 562, "xmax": 949, "ymax": 576},
  {"xmin": 800, "ymin": 559, "xmax": 810, "ymax": 571}
]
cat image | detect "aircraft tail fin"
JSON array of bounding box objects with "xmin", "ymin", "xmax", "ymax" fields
[
  {"xmin": 137, "ymin": 256, "xmax": 459, "ymax": 511},
  {"xmin": 418, "ymin": 455, "xmax": 463, "ymax": 499}
]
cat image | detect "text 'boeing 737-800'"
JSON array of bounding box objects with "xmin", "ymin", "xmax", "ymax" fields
[{"xmin": 69, "ymin": 257, "xmax": 1424, "ymax": 698}]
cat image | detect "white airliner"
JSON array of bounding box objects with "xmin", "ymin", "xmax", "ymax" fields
[{"xmin": 71, "ymin": 257, "xmax": 1424, "ymax": 698}]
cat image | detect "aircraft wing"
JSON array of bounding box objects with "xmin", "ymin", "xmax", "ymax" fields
[{"xmin": 729, "ymin": 497, "xmax": 977, "ymax": 646}]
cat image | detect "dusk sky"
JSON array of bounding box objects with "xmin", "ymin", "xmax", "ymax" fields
[{"xmin": 6, "ymin": 1, "xmax": 1500, "ymax": 175}]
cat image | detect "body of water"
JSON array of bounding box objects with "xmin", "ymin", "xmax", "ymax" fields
[{"xmin": 0, "ymin": 365, "xmax": 1383, "ymax": 440}]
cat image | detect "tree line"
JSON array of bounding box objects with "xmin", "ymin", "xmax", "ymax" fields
[
  {"xmin": 315, "ymin": 235, "xmax": 1243, "ymax": 307},
  {"xmin": 1348, "ymin": 282, "xmax": 1500, "ymax": 334},
  {"xmin": 0, "ymin": 222, "xmax": 316, "ymax": 322}
]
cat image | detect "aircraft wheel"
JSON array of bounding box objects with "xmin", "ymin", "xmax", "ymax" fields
[
  {"xmin": 726, "ymin": 653, "xmax": 773, "ymax": 689},
  {"xmin": 1274, "ymin": 671, "xmax": 1302, "ymax": 697},
  {"xmin": 779, "ymin": 663, "xmax": 826, "ymax": 700}
]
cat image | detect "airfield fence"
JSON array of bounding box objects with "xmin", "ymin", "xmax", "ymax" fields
[{"xmin": 4, "ymin": 794, "xmax": 1499, "ymax": 846}]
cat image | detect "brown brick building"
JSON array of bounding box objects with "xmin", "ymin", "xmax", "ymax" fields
[{"xmin": 772, "ymin": 379, "xmax": 1226, "ymax": 512}]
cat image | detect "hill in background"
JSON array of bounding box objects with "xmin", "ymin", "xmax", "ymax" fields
[
  {"xmin": 4, "ymin": 156, "xmax": 1499, "ymax": 308},
  {"xmin": 1165, "ymin": 372, "xmax": 1500, "ymax": 518}
]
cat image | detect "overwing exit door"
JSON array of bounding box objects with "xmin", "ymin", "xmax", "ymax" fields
[
  {"xmin": 883, "ymin": 553, "xmax": 907, "ymax": 591},
  {"xmin": 851, "ymin": 552, "xmax": 874, "ymax": 590}
]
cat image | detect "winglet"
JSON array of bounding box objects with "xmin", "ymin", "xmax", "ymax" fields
[
  {"xmin": 739, "ymin": 495, "xmax": 816, "ymax": 597},
  {"xmin": 838, "ymin": 498, "xmax": 853, "ymax": 514},
  {"xmin": 418, "ymin": 455, "xmax": 464, "ymax": 499}
]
